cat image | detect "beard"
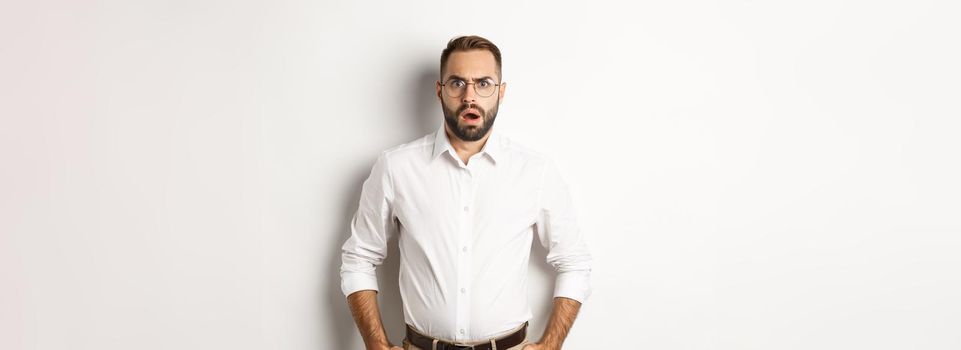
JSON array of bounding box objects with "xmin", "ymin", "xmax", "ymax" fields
[{"xmin": 441, "ymin": 96, "xmax": 500, "ymax": 142}]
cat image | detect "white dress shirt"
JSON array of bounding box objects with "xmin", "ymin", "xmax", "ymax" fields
[{"xmin": 340, "ymin": 122, "xmax": 592, "ymax": 342}]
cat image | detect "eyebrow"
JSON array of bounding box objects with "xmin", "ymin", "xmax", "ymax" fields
[{"xmin": 446, "ymin": 75, "xmax": 495, "ymax": 82}]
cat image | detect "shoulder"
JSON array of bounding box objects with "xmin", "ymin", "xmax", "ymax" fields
[
  {"xmin": 378, "ymin": 132, "xmax": 434, "ymax": 163},
  {"xmin": 499, "ymin": 132, "xmax": 557, "ymax": 172}
]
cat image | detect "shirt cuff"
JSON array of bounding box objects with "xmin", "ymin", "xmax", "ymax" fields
[
  {"xmin": 552, "ymin": 270, "xmax": 592, "ymax": 303},
  {"xmin": 341, "ymin": 271, "xmax": 380, "ymax": 297}
]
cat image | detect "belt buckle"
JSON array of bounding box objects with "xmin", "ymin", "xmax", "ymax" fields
[{"xmin": 447, "ymin": 343, "xmax": 476, "ymax": 350}]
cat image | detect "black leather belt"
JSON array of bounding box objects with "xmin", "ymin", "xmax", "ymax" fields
[{"xmin": 405, "ymin": 322, "xmax": 528, "ymax": 350}]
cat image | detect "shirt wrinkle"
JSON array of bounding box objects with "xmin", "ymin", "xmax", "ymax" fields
[{"xmin": 340, "ymin": 121, "xmax": 593, "ymax": 342}]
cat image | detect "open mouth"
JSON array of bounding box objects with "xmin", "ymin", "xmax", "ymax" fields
[{"xmin": 461, "ymin": 109, "xmax": 482, "ymax": 123}]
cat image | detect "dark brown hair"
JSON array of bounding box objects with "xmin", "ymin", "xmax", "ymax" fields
[{"xmin": 440, "ymin": 35, "xmax": 503, "ymax": 81}]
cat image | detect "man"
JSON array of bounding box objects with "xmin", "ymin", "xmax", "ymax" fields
[{"xmin": 340, "ymin": 35, "xmax": 592, "ymax": 350}]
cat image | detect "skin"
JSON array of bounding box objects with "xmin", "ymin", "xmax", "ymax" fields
[
  {"xmin": 346, "ymin": 290, "xmax": 402, "ymax": 350},
  {"xmin": 523, "ymin": 296, "xmax": 582, "ymax": 350},
  {"xmin": 346, "ymin": 49, "xmax": 582, "ymax": 350}
]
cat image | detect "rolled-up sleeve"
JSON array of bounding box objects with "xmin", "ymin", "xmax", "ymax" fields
[
  {"xmin": 340, "ymin": 151, "xmax": 397, "ymax": 297},
  {"xmin": 534, "ymin": 158, "xmax": 593, "ymax": 304}
]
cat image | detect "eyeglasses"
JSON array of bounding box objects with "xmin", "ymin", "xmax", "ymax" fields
[{"xmin": 440, "ymin": 77, "xmax": 503, "ymax": 98}]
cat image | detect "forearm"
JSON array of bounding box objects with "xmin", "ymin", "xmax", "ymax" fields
[
  {"xmin": 346, "ymin": 289, "xmax": 391, "ymax": 350},
  {"xmin": 538, "ymin": 296, "xmax": 582, "ymax": 349}
]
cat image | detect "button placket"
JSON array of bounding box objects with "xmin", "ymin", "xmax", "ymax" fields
[{"xmin": 455, "ymin": 168, "xmax": 474, "ymax": 341}]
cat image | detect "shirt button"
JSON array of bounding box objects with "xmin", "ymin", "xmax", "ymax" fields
[
  {"xmin": 463, "ymin": 206, "xmax": 469, "ymax": 212},
  {"xmin": 460, "ymin": 329, "xmax": 465, "ymax": 335},
  {"xmin": 460, "ymin": 287, "xmax": 466, "ymax": 293},
  {"xmin": 462, "ymin": 246, "xmax": 468, "ymax": 252}
]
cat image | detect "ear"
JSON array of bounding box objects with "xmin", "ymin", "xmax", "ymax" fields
[
  {"xmin": 436, "ymin": 80, "xmax": 443, "ymax": 101},
  {"xmin": 498, "ymin": 82, "xmax": 507, "ymax": 101}
]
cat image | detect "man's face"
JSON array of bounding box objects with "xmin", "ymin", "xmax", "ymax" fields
[{"xmin": 436, "ymin": 50, "xmax": 506, "ymax": 142}]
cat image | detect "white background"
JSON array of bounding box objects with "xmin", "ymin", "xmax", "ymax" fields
[{"xmin": 2, "ymin": 1, "xmax": 959, "ymax": 349}]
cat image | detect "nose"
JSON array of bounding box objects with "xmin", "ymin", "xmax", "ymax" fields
[{"xmin": 461, "ymin": 83, "xmax": 477, "ymax": 104}]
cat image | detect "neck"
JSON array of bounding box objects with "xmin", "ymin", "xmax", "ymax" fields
[{"xmin": 444, "ymin": 125, "xmax": 491, "ymax": 164}]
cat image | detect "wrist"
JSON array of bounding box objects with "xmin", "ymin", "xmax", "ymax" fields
[
  {"xmin": 536, "ymin": 339, "xmax": 561, "ymax": 350},
  {"xmin": 366, "ymin": 341, "xmax": 391, "ymax": 350}
]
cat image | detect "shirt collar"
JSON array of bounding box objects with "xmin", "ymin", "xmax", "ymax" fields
[{"xmin": 431, "ymin": 121, "xmax": 502, "ymax": 165}]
